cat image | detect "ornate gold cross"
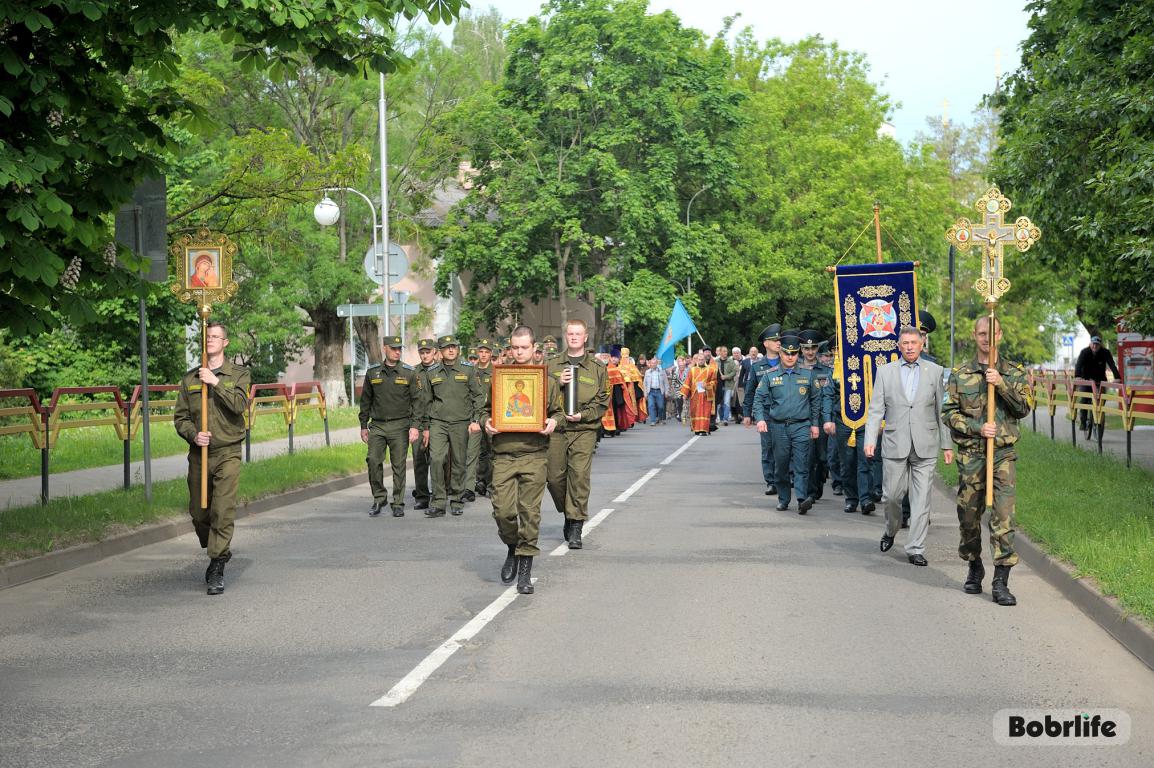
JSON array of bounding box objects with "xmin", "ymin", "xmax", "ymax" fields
[{"xmin": 945, "ymin": 187, "xmax": 1040, "ymax": 303}]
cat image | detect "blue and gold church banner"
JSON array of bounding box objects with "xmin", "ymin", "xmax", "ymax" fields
[{"xmin": 833, "ymin": 262, "xmax": 919, "ymax": 429}]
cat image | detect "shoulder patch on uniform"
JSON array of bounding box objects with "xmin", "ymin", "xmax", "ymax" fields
[{"xmin": 401, "ymin": 363, "xmax": 414, "ymax": 371}]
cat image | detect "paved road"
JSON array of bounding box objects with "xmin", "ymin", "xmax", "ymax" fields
[
  {"xmin": 2, "ymin": 424, "xmax": 1151, "ymax": 767},
  {"xmin": 0, "ymin": 427, "xmax": 363, "ymax": 510}
]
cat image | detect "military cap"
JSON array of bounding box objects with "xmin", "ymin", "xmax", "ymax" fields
[
  {"xmin": 826, "ymin": 335, "xmax": 838, "ymax": 352},
  {"xmin": 542, "ymin": 335, "xmax": 558, "ymax": 346},
  {"xmin": 781, "ymin": 328, "xmax": 801, "ymax": 341},
  {"xmin": 437, "ymin": 334, "xmax": 460, "ymax": 349},
  {"xmin": 417, "ymin": 337, "xmax": 436, "ymax": 351},
  {"xmin": 799, "ymin": 329, "xmax": 822, "ymax": 348},
  {"xmin": 779, "ymin": 334, "xmax": 802, "ymax": 354},
  {"xmin": 475, "ymin": 338, "xmax": 493, "ymax": 350},
  {"xmin": 534, "ymin": 342, "xmax": 543, "ymax": 351},
  {"xmin": 382, "ymin": 335, "xmax": 403, "ymax": 348},
  {"xmin": 467, "ymin": 348, "xmax": 479, "ymax": 358},
  {"xmin": 817, "ymin": 340, "xmax": 830, "ymax": 355},
  {"xmin": 758, "ymin": 323, "xmax": 782, "ymax": 342},
  {"xmin": 918, "ymin": 309, "xmax": 937, "ymax": 335},
  {"xmin": 501, "ymin": 337, "xmax": 512, "ymax": 348}
]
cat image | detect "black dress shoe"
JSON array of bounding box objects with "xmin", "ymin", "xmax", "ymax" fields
[
  {"xmin": 832, "ymin": 484, "xmax": 843, "ymax": 496},
  {"xmin": 424, "ymin": 507, "xmax": 445, "ymax": 518},
  {"xmin": 879, "ymin": 534, "xmax": 895, "ymax": 552},
  {"xmin": 843, "ymin": 501, "xmax": 857, "ymax": 514},
  {"xmin": 907, "ymin": 554, "xmax": 928, "ymax": 566},
  {"xmin": 462, "ymin": 490, "xmax": 476, "ymax": 503},
  {"xmin": 414, "ymin": 499, "xmax": 430, "ymax": 511},
  {"xmin": 798, "ymin": 497, "xmax": 815, "ymax": 515},
  {"xmin": 860, "ymin": 501, "xmax": 876, "ymax": 516},
  {"xmin": 391, "ymin": 506, "xmax": 404, "ymax": 517},
  {"xmin": 775, "ymin": 502, "xmax": 789, "ymax": 511},
  {"xmin": 500, "ymin": 546, "xmax": 517, "ymax": 585},
  {"xmin": 368, "ymin": 502, "xmax": 382, "ymax": 517},
  {"xmin": 450, "ymin": 506, "xmax": 464, "ymax": 516},
  {"xmin": 764, "ymin": 485, "xmax": 778, "ymax": 496}
]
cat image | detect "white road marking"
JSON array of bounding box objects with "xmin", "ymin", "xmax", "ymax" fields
[
  {"xmin": 660, "ymin": 435, "xmax": 699, "ymax": 465},
  {"xmin": 370, "ymin": 585, "xmax": 522, "ymax": 708},
  {"xmin": 612, "ymin": 468, "xmax": 661, "ymax": 503},
  {"xmin": 372, "ymin": 456, "xmax": 662, "ymax": 706}
]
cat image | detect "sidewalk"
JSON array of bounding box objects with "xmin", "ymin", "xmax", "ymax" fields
[
  {"xmin": 0, "ymin": 427, "xmax": 364, "ymax": 510},
  {"xmin": 1032, "ymin": 405, "xmax": 1154, "ymax": 472}
]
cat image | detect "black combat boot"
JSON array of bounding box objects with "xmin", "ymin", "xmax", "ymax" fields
[
  {"xmin": 204, "ymin": 550, "xmax": 231, "ymax": 583},
  {"xmin": 414, "ymin": 498, "xmax": 430, "ymax": 511},
  {"xmin": 798, "ymin": 497, "xmax": 815, "ymax": 515},
  {"xmin": 964, "ymin": 558, "xmax": 985, "ymax": 594},
  {"xmin": 205, "ymin": 557, "xmax": 227, "ymax": 596},
  {"xmin": 516, "ymin": 555, "xmax": 534, "ymax": 594},
  {"xmin": 567, "ymin": 520, "xmax": 584, "ymax": 550},
  {"xmin": 991, "ymin": 565, "xmax": 1017, "ymax": 606},
  {"xmin": 562, "ymin": 519, "xmax": 573, "ymax": 541},
  {"xmin": 500, "ymin": 546, "xmax": 517, "ymax": 585}
]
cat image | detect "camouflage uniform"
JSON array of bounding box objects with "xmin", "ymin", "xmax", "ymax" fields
[{"xmin": 942, "ymin": 357, "xmax": 1033, "ymax": 566}]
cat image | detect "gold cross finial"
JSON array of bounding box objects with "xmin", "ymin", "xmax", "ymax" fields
[{"xmin": 945, "ymin": 187, "xmax": 1041, "ymax": 303}]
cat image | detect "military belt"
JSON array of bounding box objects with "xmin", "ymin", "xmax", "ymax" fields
[{"xmin": 772, "ymin": 418, "xmax": 808, "ymax": 424}]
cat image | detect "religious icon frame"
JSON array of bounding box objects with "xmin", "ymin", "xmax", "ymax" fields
[
  {"xmin": 169, "ymin": 228, "xmax": 240, "ymax": 305},
  {"xmin": 491, "ymin": 364, "xmax": 547, "ymax": 432}
]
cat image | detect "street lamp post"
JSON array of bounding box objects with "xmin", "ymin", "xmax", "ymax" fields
[{"xmin": 313, "ymin": 188, "xmax": 386, "ymax": 341}]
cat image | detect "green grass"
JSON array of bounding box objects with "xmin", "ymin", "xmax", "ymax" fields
[
  {"xmin": 0, "ymin": 442, "xmax": 366, "ymax": 563},
  {"xmin": 939, "ymin": 429, "xmax": 1154, "ymax": 623},
  {"xmin": 0, "ymin": 406, "xmax": 360, "ymax": 480}
]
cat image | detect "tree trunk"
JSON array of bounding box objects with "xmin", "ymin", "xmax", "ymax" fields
[
  {"xmin": 556, "ymin": 234, "xmax": 569, "ymax": 324},
  {"xmin": 313, "ymin": 310, "xmax": 350, "ymax": 406}
]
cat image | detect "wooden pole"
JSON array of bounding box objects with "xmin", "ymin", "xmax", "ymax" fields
[
  {"xmin": 985, "ymin": 301, "xmax": 997, "ymax": 508},
  {"xmin": 873, "ymin": 201, "xmax": 883, "ymax": 264},
  {"xmin": 199, "ymin": 303, "xmax": 211, "ymax": 509}
]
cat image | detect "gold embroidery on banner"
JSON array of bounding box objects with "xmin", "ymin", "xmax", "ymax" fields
[
  {"xmin": 857, "ymin": 285, "xmax": 896, "ymax": 299},
  {"xmin": 898, "ymin": 291, "xmax": 913, "ymax": 327},
  {"xmin": 848, "ymin": 373, "xmax": 862, "ymax": 391},
  {"xmin": 843, "ymin": 295, "xmax": 858, "ymax": 345},
  {"xmin": 875, "ymin": 353, "xmax": 888, "ymax": 369},
  {"xmin": 846, "ymin": 356, "xmax": 860, "ymax": 371},
  {"xmin": 860, "ymin": 339, "xmax": 897, "ymax": 353},
  {"xmin": 849, "ymin": 393, "xmax": 862, "ymax": 412}
]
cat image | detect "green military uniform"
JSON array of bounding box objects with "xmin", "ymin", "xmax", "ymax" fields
[
  {"xmin": 542, "ymin": 335, "xmax": 560, "ymax": 362},
  {"xmin": 411, "ymin": 338, "xmax": 437, "ymax": 509},
  {"xmin": 546, "ymin": 351, "xmax": 610, "ymax": 547},
  {"xmin": 943, "ymin": 356, "xmax": 1033, "ymax": 567},
  {"xmin": 465, "ymin": 338, "xmax": 495, "ymax": 498},
  {"xmin": 752, "ymin": 334, "xmax": 820, "ymax": 512},
  {"xmin": 359, "ymin": 335, "xmax": 422, "ymax": 517},
  {"xmin": 419, "ymin": 334, "xmax": 487, "ymax": 516},
  {"xmin": 489, "ymin": 368, "xmax": 564, "ymax": 560},
  {"xmin": 745, "ymin": 324, "xmax": 782, "ymax": 493},
  {"xmin": 174, "ymin": 358, "xmax": 251, "ymax": 562}
]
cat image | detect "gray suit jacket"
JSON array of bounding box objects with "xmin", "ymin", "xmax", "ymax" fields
[{"xmin": 864, "ymin": 357, "xmax": 950, "ymax": 460}]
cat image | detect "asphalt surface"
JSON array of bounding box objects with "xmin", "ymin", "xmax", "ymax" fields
[{"xmin": 1, "ymin": 421, "xmax": 1152, "ymax": 767}]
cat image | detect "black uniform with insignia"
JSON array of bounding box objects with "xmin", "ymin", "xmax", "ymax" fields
[{"xmin": 752, "ymin": 333, "xmax": 820, "ymax": 513}]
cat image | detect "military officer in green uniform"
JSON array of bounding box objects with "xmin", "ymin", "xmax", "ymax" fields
[
  {"xmin": 420, "ymin": 334, "xmax": 486, "ymax": 517},
  {"xmin": 542, "ymin": 334, "xmax": 560, "ymax": 361},
  {"xmin": 465, "ymin": 338, "xmax": 495, "ymax": 499},
  {"xmin": 799, "ymin": 329, "xmax": 833, "ymax": 504},
  {"xmin": 942, "ymin": 316, "xmax": 1032, "ymax": 606},
  {"xmin": 485, "ymin": 325, "xmax": 563, "ymax": 594},
  {"xmin": 752, "ymin": 332, "xmax": 830, "ymax": 514},
  {"xmin": 359, "ymin": 335, "xmax": 422, "ymax": 518},
  {"xmin": 546, "ymin": 318, "xmax": 610, "ymax": 549},
  {"xmin": 174, "ymin": 322, "xmax": 251, "ymax": 596},
  {"xmin": 743, "ymin": 323, "xmax": 782, "ymax": 495},
  {"xmin": 411, "ymin": 338, "xmax": 438, "ymax": 511}
]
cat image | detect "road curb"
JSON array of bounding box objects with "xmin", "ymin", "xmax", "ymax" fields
[
  {"xmin": 932, "ymin": 476, "xmax": 1154, "ymax": 672},
  {"xmin": 0, "ymin": 471, "xmax": 369, "ymax": 590}
]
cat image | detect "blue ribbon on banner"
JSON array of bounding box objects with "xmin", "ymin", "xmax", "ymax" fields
[{"xmin": 833, "ymin": 262, "xmax": 919, "ymax": 429}]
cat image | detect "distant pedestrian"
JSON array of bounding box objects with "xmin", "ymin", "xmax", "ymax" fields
[
  {"xmin": 173, "ymin": 322, "xmax": 250, "ymax": 596},
  {"xmin": 1074, "ymin": 335, "xmax": 1120, "ymax": 434},
  {"xmin": 359, "ymin": 335, "xmax": 422, "ymax": 519},
  {"xmin": 643, "ymin": 356, "xmax": 667, "ymax": 425}
]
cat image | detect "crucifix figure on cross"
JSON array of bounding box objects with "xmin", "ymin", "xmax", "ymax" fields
[{"xmin": 945, "ymin": 187, "xmax": 1041, "ymax": 302}]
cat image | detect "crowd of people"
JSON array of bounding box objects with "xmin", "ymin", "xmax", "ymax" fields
[{"xmin": 177, "ymin": 313, "xmax": 1030, "ymax": 607}]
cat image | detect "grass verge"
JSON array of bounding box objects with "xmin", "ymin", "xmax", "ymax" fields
[
  {"xmin": 0, "ymin": 407, "xmax": 360, "ymax": 480},
  {"xmin": 939, "ymin": 428, "xmax": 1154, "ymax": 624},
  {"xmin": 0, "ymin": 442, "xmax": 366, "ymax": 564}
]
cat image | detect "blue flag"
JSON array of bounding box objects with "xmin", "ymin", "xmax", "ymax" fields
[{"xmin": 656, "ymin": 298, "xmax": 697, "ymax": 369}]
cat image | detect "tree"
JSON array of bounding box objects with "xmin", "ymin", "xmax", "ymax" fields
[
  {"xmin": 434, "ymin": 0, "xmax": 745, "ymax": 345},
  {"xmin": 992, "ymin": 0, "xmax": 1154, "ymax": 337},
  {"xmin": 0, "ymin": 0, "xmax": 464, "ymax": 336}
]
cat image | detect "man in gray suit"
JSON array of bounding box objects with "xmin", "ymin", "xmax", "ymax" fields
[{"xmin": 864, "ymin": 326, "xmax": 953, "ymax": 565}]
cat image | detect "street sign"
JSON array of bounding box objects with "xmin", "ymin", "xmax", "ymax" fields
[
  {"xmin": 1062, "ymin": 334, "xmax": 1075, "ymax": 346},
  {"xmin": 337, "ymin": 302, "xmax": 421, "ymax": 318},
  {"xmin": 363, "ymin": 242, "xmax": 408, "ymax": 286}
]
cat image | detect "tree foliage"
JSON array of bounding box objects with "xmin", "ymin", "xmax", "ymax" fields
[
  {"xmin": 0, "ymin": 0, "xmax": 464, "ymax": 336},
  {"xmin": 992, "ymin": 0, "xmax": 1154, "ymax": 336}
]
